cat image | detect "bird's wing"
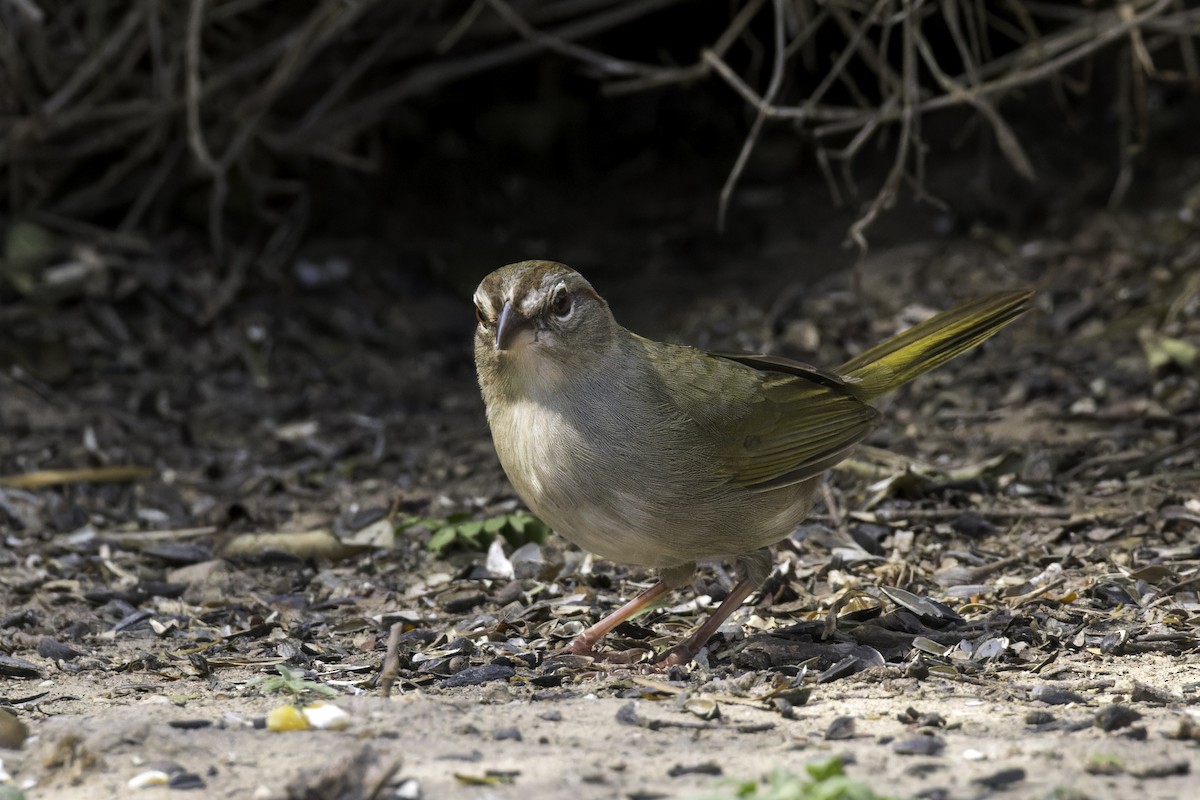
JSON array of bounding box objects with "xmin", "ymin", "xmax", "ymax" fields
[
  {"xmin": 642, "ymin": 341, "xmax": 880, "ymax": 493},
  {"xmin": 710, "ymin": 352, "xmax": 880, "ymax": 491}
]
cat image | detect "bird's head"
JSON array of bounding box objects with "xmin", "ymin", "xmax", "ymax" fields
[{"xmin": 473, "ymin": 260, "xmax": 617, "ymax": 396}]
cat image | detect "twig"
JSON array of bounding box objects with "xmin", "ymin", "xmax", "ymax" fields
[
  {"xmin": 438, "ymin": 0, "xmax": 487, "ymax": 53},
  {"xmin": 912, "ymin": 25, "xmax": 1036, "ymax": 180},
  {"xmin": 0, "ymin": 466, "xmax": 153, "ymax": 489},
  {"xmin": 846, "ymin": 0, "xmax": 920, "ymax": 253},
  {"xmin": 6, "ymin": 0, "xmax": 1194, "ymax": 259},
  {"xmin": 41, "ymin": 5, "xmax": 142, "ymax": 116},
  {"xmin": 484, "ymin": 0, "xmax": 660, "ymax": 78},
  {"xmin": 736, "ymin": 0, "xmax": 1173, "ymax": 135},
  {"xmin": 286, "ymin": 0, "xmax": 693, "ymax": 149},
  {"xmin": 121, "ymin": 138, "xmax": 185, "ymax": 232},
  {"xmin": 297, "ymin": 18, "xmax": 413, "ymax": 133},
  {"xmin": 848, "ymin": 505, "xmax": 1072, "ymax": 523},
  {"xmin": 185, "ymin": 0, "xmax": 227, "ymax": 257},
  {"xmin": 702, "ymin": 48, "xmax": 860, "ymax": 123},
  {"xmin": 604, "ymin": 0, "xmax": 770, "ymax": 96},
  {"xmin": 717, "ymin": 0, "xmax": 787, "ymax": 232},
  {"xmin": 379, "ymin": 621, "xmax": 404, "ymax": 697},
  {"xmin": 1011, "ymin": 576, "xmax": 1067, "ymax": 607}
]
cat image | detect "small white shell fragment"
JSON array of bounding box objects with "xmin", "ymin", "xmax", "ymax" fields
[
  {"xmin": 485, "ymin": 538, "xmax": 514, "ymax": 580},
  {"xmin": 682, "ymin": 697, "xmax": 720, "ymax": 720},
  {"xmin": 128, "ymin": 770, "xmax": 171, "ymax": 789},
  {"xmin": 301, "ymin": 702, "xmax": 350, "ymax": 731},
  {"xmin": 395, "ymin": 778, "xmax": 422, "ymax": 800},
  {"xmin": 962, "ymin": 748, "xmax": 986, "ymax": 761}
]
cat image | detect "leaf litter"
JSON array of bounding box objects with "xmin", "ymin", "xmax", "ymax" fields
[{"xmin": 0, "ymin": 198, "xmax": 1198, "ymax": 798}]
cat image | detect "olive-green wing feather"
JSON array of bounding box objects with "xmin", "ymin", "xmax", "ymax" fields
[
  {"xmin": 707, "ymin": 354, "xmax": 880, "ymax": 492},
  {"xmin": 837, "ymin": 289, "xmax": 1034, "ymax": 400},
  {"xmin": 638, "ymin": 339, "xmax": 880, "ymax": 494},
  {"xmin": 704, "ymin": 289, "xmax": 1033, "ymax": 491},
  {"xmin": 633, "ymin": 288, "xmax": 1031, "ymax": 495}
]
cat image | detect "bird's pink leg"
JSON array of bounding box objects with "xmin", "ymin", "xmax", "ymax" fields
[
  {"xmin": 562, "ymin": 580, "xmax": 671, "ymax": 659},
  {"xmin": 654, "ymin": 577, "xmax": 759, "ymax": 668}
]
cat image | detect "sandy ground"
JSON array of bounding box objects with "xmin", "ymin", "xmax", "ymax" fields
[{"xmin": 4, "ymin": 652, "xmax": 1197, "ymax": 800}]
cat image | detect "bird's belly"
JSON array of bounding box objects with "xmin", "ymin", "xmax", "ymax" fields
[
  {"xmin": 549, "ymin": 494, "xmax": 679, "ymax": 568},
  {"xmin": 490, "ymin": 399, "xmax": 685, "ymax": 567},
  {"xmin": 489, "ymin": 397, "xmax": 813, "ymax": 568}
]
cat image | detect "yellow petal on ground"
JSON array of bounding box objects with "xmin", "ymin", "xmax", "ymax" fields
[{"xmin": 266, "ymin": 705, "xmax": 309, "ymax": 732}]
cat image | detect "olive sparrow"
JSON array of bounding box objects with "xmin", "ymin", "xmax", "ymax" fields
[{"xmin": 473, "ymin": 260, "xmax": 1032, "ymax": 667}]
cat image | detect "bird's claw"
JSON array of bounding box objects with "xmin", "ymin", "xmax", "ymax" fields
[
  {"xmin": 653, "ymin": 645, "xmax": 694, "ymax": 669},
  {"xmin": 557, "ymin": 638, "xmax": 656, "ymax": 666}
]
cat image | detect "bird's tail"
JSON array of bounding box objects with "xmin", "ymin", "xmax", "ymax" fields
[{"xmin": 837, "ymin": 289, "xmax": 1034, "ymax": 401}]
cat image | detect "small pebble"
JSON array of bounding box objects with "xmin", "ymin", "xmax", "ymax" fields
[
  {"xmin": 36, "ymin": 638, "xmax": 85, "ymax": 662},
  {"xmin": 493, "ymin": 727, "xmax": 522, "ymax": 742},
  {"xmin": 1130, "ymin": 681, "xmax": 1173, "ymax": 705},
  {"xmin": 168, "ymin": 772, "xmax": 206, "ymax": 790},
  {"xmin": 0, "ymin": 709, "xmax": 28, "ymax": 750},
  {"xmin": 0, "ymin": 656, "xmax": 40, "ymax": 680},
  {"xmin": 1032, "ymin": 686, "xmax": 1087, "ymax": 705},
  {"xmin": 1094, "ymin": 705, "xmax": 1141, "ymax": 732},
  {"xmin": 1129, "ymin": 760, "xmax": 1189, "ymax": 779},
  {"xmin": 973, "ymin": 768, "xmax": 1025, "ymax": 789},
  {"xmin": 167, "ymin": 719, "xmax": 213, "ymax": 730},
  {"xmin": 1044, "ymin": 788, "xmax": 1093, "ymax": 800},
  {"xmin": 1025, "ymin": 710, "xmax": 1055, "ymax": 725},
  {"xmin": 1169, "ymin": 716, "xmax": 1200, "ymax": 741},
  {"xmin": 893, "ymin": 735, "xmax": 945, "ymax": 756},
  {"xmin": 443, "ymin": 664, "xmax": 515, "ymax": 688},
  {"xmin": 824, "ymin": 716, "xmax": 856, "ymax": 741},
  {"xmin": 684, "ymin": 697, "xmax": 720, "ymax": 721},
  {"xmin": 912, "ymin": 789, "xmax": 949, "ymax": 800},
  {"xmin": 1084, "ymin": 755, "xmax": 1123, "ymax": 775},
  {"xmin": 667, "ymin": 763, "xmax": 722, "ymax": 777},
  {"xmin": 491, "ymin": 581, "xmax": 525, "ymax": 606}
]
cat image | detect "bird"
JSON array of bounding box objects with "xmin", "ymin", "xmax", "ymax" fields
[{"xmin": 472, "ymin": 260, "xmax": 1032, "ymax": 667}]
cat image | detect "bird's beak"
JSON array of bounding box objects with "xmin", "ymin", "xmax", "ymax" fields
[{"xmin": 495, "ymin": 302, "xmax": 534, "ymax": 351}]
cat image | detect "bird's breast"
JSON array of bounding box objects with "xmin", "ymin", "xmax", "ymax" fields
[{"xmin": 486, "ymin": 395, "xmax": 691, "ymax": 567}]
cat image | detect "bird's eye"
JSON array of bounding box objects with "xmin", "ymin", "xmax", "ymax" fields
[
  {"xmin": 475, "ymin": 302, "xmax": 487, "ymax": 325},
  {"xmin": 550, "ymin": 289, "xmax": 572, "ymax": 319}
]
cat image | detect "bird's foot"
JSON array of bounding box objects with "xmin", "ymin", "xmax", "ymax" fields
[
  {"xmin": 558, "ymin": 637, "xmax": 653, "ymax": 665},
  {"xmin": 559, "ymin": 638, "xmax": 599, "ymax": 659},
  {"xmin": 653, "ymin": 645, "xmax": 694, "ymax": 669}
]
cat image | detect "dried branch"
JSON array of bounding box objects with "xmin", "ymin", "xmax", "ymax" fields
[
  {"xmin": 2, "ymin": 0, "xmax": 1196, "ymax": 261},
  {"xmin": 718, "ymin": 0, "xmax": 788, "ymax": 232}
]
